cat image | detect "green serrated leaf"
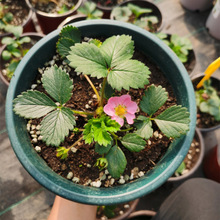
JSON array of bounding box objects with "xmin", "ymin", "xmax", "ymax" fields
[
  {"xmin": 13, "ymin": 90, "xmax": 57, "ymax": 118},
  {"xmin": 93, "ymin": 128, "xmax": 112, "ymax": 146},
  {"xmin": 106, "ymin": 145, "xmax": 127, "ymax": 178},
  {"xmin": 100, "ymin": 35, "xmax": 134, "ymax": 67},
  {"xmin": 95, "ymin": 143, "xmax": 112, "ymax": 155},
  {"xmin": 67, "ymin": 42, "xmax": 108, "ymax": 78},
  {"xmin": 154, "ymin": 105, "xmax": 190, "ymax": 138},
  {"xmin": 89, "ymin": 39, "xmax": 102, "ymax": 47},
  {"xmin": 134, "ymin": 115, "xmax": 153, "ymax": 139},
  {"xmin": 59, "ymin": 26, "xmax": 81, "ymax": 43},
  {"xmin": 42, "ymin": 65, "xmax": 73, "ymax": 105},
  {"xmin": 41, "ymin": 107, "xmax": 75, "ymax": 146},
  {"xmin": 107, "ymin": 59, "xmax": 150, "ymax": 90},
  {"xmin": 140, "ymin": 85, "xmax": 168, "ymax": 116},
  {"xmin": 57, "ymin": 26, "xmax": 81, "ymax": 58},
  {"xmin": 121, "ymin": 133, "xmax": 146, "ymax": 152}
]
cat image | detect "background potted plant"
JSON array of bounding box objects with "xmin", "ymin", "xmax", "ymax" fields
[
  {"xmin": 91, "ymin": 0, "xmax": 122, "ymax": 18},
  {"xmin": 58, "ymin": 1, "xmax": 104, "ymax": 28},
  {"xmin": 0, "ymin": 0, "xmax": 36, "ymax": 44},
  {"xmin": 156, "ymin": 32, "xmax": 196, "ymax": 76},
  {"xmin": 168, "ymin": 128, "xmax": 205, "ymax": 182},
  {"xmin": 25, "ymin": 0, "xmax": 83, "ymax": 34},
  {"xmin": 191, "ymin": 72, "xmax": 220, "ymax": 132},
  {"xmin": 110, "ymin": 0, "xmax": 163, "ymax": 33},
  {"xmin": 0, "ymin": 26, "xmax": 44, "ymax": 86},
  {"xmin": 6, "ymin": 19, "xmax": 196, "ymax": 206}
]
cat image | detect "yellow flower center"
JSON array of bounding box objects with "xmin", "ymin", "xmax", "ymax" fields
[{"xmin": 115, "ymin": 105, "xmax": 127, "ymax": 117}]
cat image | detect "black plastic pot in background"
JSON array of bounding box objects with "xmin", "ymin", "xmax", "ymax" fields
[
  {"xmin": 25, "ymin": 0, "xmax": 83, "ymax": 34},
  {"xmin": 110, "ymin": 0, "xmax": 163, "ymax": 33},
  {"xmin": 127, "ymin": 210, "xmax": 156, "ymax": 220}
]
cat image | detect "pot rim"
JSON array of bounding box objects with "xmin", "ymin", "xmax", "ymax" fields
[{"xmin": 6, "ymin": 19, "xmax": 196, "ymax": 205}]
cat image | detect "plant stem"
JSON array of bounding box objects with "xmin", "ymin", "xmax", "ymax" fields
[
  {"xmin": 84, "ymin": 74, "xmax": 101, "ymax": 103},
  {"xmin": 120, "ymin": 127, "xmax": 133, "ymax": 132},
  {"xmin": 71, "ymin": 109, "xmax": 94, "ymax": 116},
  {"xmin": 69, "ymin": 136, "xmax": 84, "ymax": 149},
  {"xmin": 100, "ymin": 77, "xmax": 107, "ymax": 107}
]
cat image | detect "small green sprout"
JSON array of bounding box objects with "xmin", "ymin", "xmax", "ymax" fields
[
  {"xmin": 1, "ymin": 26, "xmax": 30, "ymax": 80},
  {"xmin": 195, "ymin": 79, "xmax": 220, "ymax": 121},
  {"xmin": 156, "ymin": 33, "xmax": 193, "ymax": 63},
  {"xmin": 0, "ymin": 3, "xmax": 22, "ymax": 35},
  {"xmin": 111, "ymin": 3, "xmax": 158, "ymax": 31},
  {"xmin": 13, "ymin": 26, "xmax": 191, "ymax": 179},
  {"xmin": 77, "ymin": 1, "xmax": 103, "ymax": 19},
  {"xmin": 174, "ymin": 161, "xmax": 186, "ymax": 176}
]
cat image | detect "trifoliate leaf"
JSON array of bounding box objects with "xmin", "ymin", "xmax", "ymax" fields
[
  {"xmin": 140, "ymin": 85, "xmax": 168, "ymax": 116},
  {"xmin": 154, "ymin": 105, "xmax": 190, "ymax": 138},
  {"xmin": 121, "ymin": 133, "xmax": 146, "ymax": 152},
  {"xmin": 106, "ymin": 145, "xmax": 127, "ymax": 178},
  {"xmin": 13, "ymin": 90, "xmax": 57, "ymax": 118},
  {"xmin": 100, "ymin": 35, "xmax": 134, "ymax": 67},
  {"xmin": 134, "ymin": 115, "xmax": 153, "ymax": 139},
  {"xmin": 41, "ymin": 107, "xmax": 75, "ymax": 147},
  {"xmin": 42, "ymin": 65, "xmax": 73, "ymax": 105},
  {"xmin": 67, "ymin": 42, "xmax": 108, "ymax": 78},
  {"xmin": 107, "ymin": 59, "xmax": 150, "ymax": 90}
]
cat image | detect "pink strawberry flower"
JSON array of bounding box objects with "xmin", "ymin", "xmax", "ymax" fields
[{"xmin": 104, "ymin": 94, "xmax": 138, "ymax": 127}]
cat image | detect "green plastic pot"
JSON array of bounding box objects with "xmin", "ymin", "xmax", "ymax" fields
[{"xmin": 6, "ymin": 20, "xmax": 196, "ymax": 206}]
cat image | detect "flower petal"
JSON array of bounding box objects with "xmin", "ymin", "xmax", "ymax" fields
[
  {"xmin": 125, "ymin": 112, "xmax": 136, "ymax": 124},
  {"xmin": 111, "ymin": 115, "xmax": 124, "ymax": 127},
  {"xmin": 120, "ymin": 94, "xmax": 138, "ymax": 113},
  {"xmin": 104, "ymin": 104, "xmax": 115, "ymax": 116}
]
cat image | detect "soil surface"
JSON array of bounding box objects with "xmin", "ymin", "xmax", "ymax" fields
[
  {"xmin": 0, "ymin": 0, "xmax": 29, "ymax": 35},
  {"xmin": 29, "ymin": 0, "xmax": 77, "ymax": 14},
  {"xmin": 27, "ymin": 37, "xmax": 178, "ymax": 188}
]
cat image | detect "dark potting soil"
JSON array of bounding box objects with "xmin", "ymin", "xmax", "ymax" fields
[
  {"xmin": 0, "ymin": 0, "xmax": 29, "ymax": 34},
  {"xmin": 29, "ymin": 0, "xmax": 77, "ymax": 14},
  {"xmin": 28, "ymin": 41, "xmax": 178, "ymax": 188}
]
